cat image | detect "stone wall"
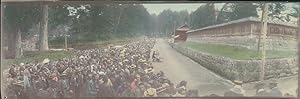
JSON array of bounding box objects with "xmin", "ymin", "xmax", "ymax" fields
[
  {"xmin": 170, "ymin": 43, "xmax": 298, "ymax": 82},
  {"xmin": 188, "ymin": 35, "xmax": 297, "ymax": 51}
]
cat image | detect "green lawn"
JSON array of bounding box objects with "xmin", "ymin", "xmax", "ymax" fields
[
  {"xmin": 1, "ymin": 51, "xmax": 74, "ymax": 70},
  {"xmin": 179, "ymin": 42, "xmax": 296, "ymax": 60}
]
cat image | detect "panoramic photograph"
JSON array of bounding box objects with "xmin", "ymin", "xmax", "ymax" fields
[{"xmin": 1, "ymin": 1, "xmax": 300, "ymax": 99}]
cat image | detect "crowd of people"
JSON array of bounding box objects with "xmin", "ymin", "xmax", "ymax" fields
[
  {"xmin": 3, "ymin": 38, "xmax": 296, "ymax": 99},
  {"xmin": 222, "ymin": 80, "xmax": 290, "ymax": 97},
  {"xmin": 4, "ymin": 39, "xmax": 196, "ymax": 99}
]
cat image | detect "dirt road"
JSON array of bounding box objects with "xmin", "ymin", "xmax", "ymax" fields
[{"xmin": 152, "ymin": 39, "xmax": 298, "ymax": 96}]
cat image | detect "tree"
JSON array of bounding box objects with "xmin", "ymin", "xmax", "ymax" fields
[
  {"xmin": 287, "ymin": 6, "xmax": 300, "ymax": 21},
  {"xmin": 39, "ymin": 5, "xmax": 49, "ymax": 51},
  {"xmin": 296, "ymin": 3, "xmax": 300, "ymax": 98},
  {"xmin": 190, "ymin": 4, "xmax": 216, "ymax": 29},
  {"xmin": 259, "ymin": 3, "xmax": 269, "ymax": 81},
  {"xmin": 216, "ymin": 3, "xmax": 232, "ymax": 24},
  {"xmin": 3, "ymin": 4, "xmax": 41, "ymax": 58},
  {"xmin": 268, "ymin": 3, "xmax": 287, "ymax": 22},
  {"xmin": 230, "ymin": 3, "xmax": 258, "ymax": 20}
]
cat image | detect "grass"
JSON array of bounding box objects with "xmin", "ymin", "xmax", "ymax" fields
[
  {"xmin": 1, "ymin": 51, "xmax": 74, "ymax": 70},
  {"xmin": 2, "ymin": 37, "xmax": 138, "ymax": 69},
  {"xmin": 50, "ymin": 36, "xmax": 139, "ymax": 49},
  {"xmin": 179, "ymin": 42, "xmax": 296, "ymax": 60}
]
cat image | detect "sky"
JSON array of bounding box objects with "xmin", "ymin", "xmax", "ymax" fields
[
  {"xmin": 143, "ymin": 3, "xmax": 225, "ymax": 15},
  {"xmin": 143, "ymin": 3, "xmax": 298, "ymax": 15}
]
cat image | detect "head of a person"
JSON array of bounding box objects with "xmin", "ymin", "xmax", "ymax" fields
[
  {"xmin": 139, "ymin": 83, "xmax": 146, "ymax": 91},
  {"xmin": 254, "ymin": 82, "xmax": 265, "ymax": 90},
  {"xmin": 269, "ymin": 82, "xmax": 278, "ymax": 89},
  {"xmin": 179, "ymin": 80, "xmax": 187, "ymax": 87}
]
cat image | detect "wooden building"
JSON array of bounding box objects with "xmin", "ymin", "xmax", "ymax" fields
[
  {"xmin": 174, "ymin": 24, "xmax": 190, "ymax": 42},
  {"xmin": 187, "ymin": 17, "xmax": 298, "ymax": 38}
]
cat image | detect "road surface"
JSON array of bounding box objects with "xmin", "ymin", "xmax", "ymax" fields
[
  {"xmin": 152, "ymin": 39, "xmax": 298, "ymax": 97},
  {"xmin": 152, "ymin": 39, "xmax": 233, "ymax": 96}
]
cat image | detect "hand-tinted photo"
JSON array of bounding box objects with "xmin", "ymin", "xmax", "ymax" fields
[{"xmin": 1, "ymin": 1, "xmax": 299, "ymax": 99}]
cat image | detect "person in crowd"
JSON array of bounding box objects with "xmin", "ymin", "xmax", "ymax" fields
[
  {"xmin": 268, "ymin": 81, "xmax": 282, "ymax": 97},
  {"xmin": 224, "ymin": 80, "xmax": 245, "ymax": 97},
  {"xmin": 254, "ymin": 82, "xmax": 269, "ymax": 97}
]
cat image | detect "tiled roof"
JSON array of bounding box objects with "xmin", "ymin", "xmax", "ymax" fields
[
  {"xmin": 187, "ymin": 17, "xmax": 297, "ymax": 33},
  {"xmin": 176, "ymin": 24, "xmax": 190, "ymax": 31}
]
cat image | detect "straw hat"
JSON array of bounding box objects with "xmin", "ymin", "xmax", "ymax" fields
[
  {"xmin": 20, "ymin": 63, "xmax": 25, "ymax": 66},
  {"xmin": 79, "ymin": 56, "xmax": 85, "ymax": 59},
  {"xmin": 233, "ymin": 80, "xmax": 243, "ymax": 85},
  {"xmin": 42, "ymin": 58, "xmax": 50, "ymax": 64},
  {"xmin": 144, "ymin": 88, "xmax": 157, "ymax": 97}
]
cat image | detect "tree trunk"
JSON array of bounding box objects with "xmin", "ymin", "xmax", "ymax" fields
[
  {"xmin": 64, "ymin": 34, "xmax": 67, "ymax": 50},
  {"xmin": 212, "ymin": 3, "xmax": 217, "ymax": 24},
  {"xmin": 15, "ymin": 28, "xmax": 22, "ymax": 58},
  {"xmin": 6, "ymin": 25, "xmax": 22, "ymax": 59},
  {"xmin": 1, "ymin": 4, "xmax": 4, "ymax": 59},
  {"xmin": 259, "ymin": 3, "xmax": 268, "ymax": 81},
  {"xmin": 257, "ymin": 4, "xmax": 265, "ymax": 52},
  {"xmin": 39, "ymin": 4, "xmax": 49, "ymax": 51},
  {"xmin": 113, "ymin": 5, "xmax": 125, "ymax": 35}
]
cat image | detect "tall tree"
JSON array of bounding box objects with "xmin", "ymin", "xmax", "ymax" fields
[
  {"xmin": 268, "ymin": 3, "xmax": 287, "ymax": 22},
  {"xmin": 259, "ymin": 3, "xmax": 269, "ymax": 81},
  {"xmin": 190, "ymin": 4, "xmax": 216, "ymax": 29},
  {"xmin": 3, "ymin": 4, "xmax": 41, "ymax": 58},
  {"xmin": 296, "ymin": 3, "xmax": 300, "ymax": 98},
  {"xmin": 39, "ymin": 5, "xmax": 49, "ymax": 51},
  {"xmin": 230, "ymin": 3, "xmax": 258, "ymax": 20},
  {"xmin": 216, "ymin": 3, "xmax": 232, "ymax": 24}
]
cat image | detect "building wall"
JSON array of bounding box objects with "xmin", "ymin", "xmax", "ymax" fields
[
  {"xmin": 189, "ymin": 21, "xmax": 297, "ymax": 38},
  {"xmin": 175, "ymin": 30, "xmax": 188, "ymax": 42}
]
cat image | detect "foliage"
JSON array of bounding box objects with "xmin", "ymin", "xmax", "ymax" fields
[
  {"xmin": 4, "ymin": 4, "xmax": 41, "ymax": 33},
  {"xmin": 190, "ymin": 4, "xmax": 216, "ymax": 29},
  {"xmin": 287, "ymin": 6, "xmax": 300, "ymax": 19},
  {"xmin": 229, "ymin": 3, "xmax": 258, "ymax": 20},
  {"xmin": 48, "ymin": 4, "xmax": 154, "ymax": 42},
  {"xmin": 155, "ymin": 9, "xmax": 190, "ymax": 36},
  {"xmin": 268, "ymin": 3, "xmax": 288, "ymax": 22}
]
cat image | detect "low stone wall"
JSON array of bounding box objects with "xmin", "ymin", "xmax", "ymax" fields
[
  {"xmin": 188, "ymin": 35, "xmax": 297, "ymax": 51},
  {"xmin": 170, "ymin": 43, "xmax": 298, "ymax": 82}
]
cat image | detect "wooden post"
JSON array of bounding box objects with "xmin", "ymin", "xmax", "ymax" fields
[{"xmin": 260, "ymin": 3, "xmax": 268, "ymax": 81}]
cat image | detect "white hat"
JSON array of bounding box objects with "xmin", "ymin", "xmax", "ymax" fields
[
  {"xmin": 20, "ymin": 63, "xmax": 24, "ymax": 66},
  {"xmin": 79, "ymin": 56, "xmax": 85, "ymax": 59},
  {"xmin": 144, "ymin": 88, "xmax": 157, "ymax": 97},
  {"xmin": 99, "ymin": 71, "xmax": 105, "ymax": 75},
  {"xmin": 42, "ymin": 58, "xmax": 50, "ymax": 64}
]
